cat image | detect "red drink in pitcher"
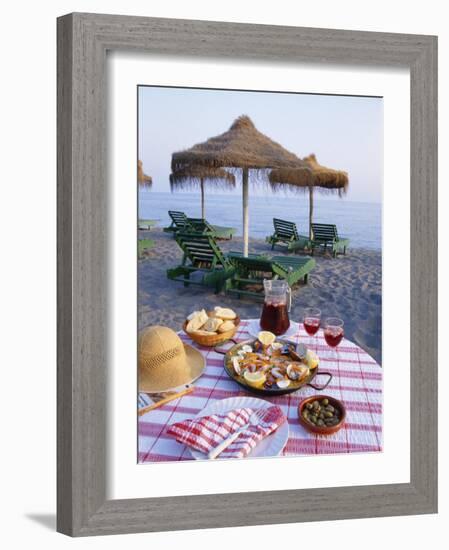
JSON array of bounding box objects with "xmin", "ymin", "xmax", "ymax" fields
[
  {"xmin": 260, "ymin": 280, "xmax": 291, "ymax": 336},
  {"xmin": 260, "ymin": 302, "xmax": 290, "ymax": 335}
]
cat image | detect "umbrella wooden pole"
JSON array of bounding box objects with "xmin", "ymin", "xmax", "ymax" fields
[
  {"xmin": 308, "ymin": 186, "xmax": 314, "ymax": 240},
  {"xmin": 200, "ymin": 178, "xmax": 205, "ymax": 219},
  {"xmin": 242, "ymin": 167, "xmax": 249, "ymax": 257}
]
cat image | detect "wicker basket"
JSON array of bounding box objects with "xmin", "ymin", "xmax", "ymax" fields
[{"xmin": 183, "ymin": 315, "xmax": 240, "ymax": 347}]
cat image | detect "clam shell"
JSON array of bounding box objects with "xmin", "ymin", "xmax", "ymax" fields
[
  {"xmin": 232, "ymin": 357, "xmax": 242, "ymax": 375},
  {"xmin": 271, "ymin": 342, "xmax": 283, "ymax": 351},
  {"xmin": 271, "ymin": 367, "xmax": 285, "ymax": 379}
]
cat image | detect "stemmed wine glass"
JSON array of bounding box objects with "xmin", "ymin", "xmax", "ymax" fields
[
  {"xmin": 323, "ymin": 317, "xmax": 344, "ymax": 362},
  {"xmin": 303, "ymin": 308, "xmax": 321, "ymax": 351}
]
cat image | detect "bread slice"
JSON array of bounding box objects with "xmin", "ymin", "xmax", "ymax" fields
[
  {"xmin": 218, "ymin": 320, "xmax": 235, "ymax": 333},
  {"xmin": 187, "ymin": 310, "xmax": 201, "ymax": 321},
  {"xmin": 214, "ymin": 307, "xmax": 237, "ymax": 320},
  {"xmin": 186, "ymin": 309, "xmax": 208, "ymax": 332},
  {"xmin": 202, "ymin": 317, "xmax": 223, "ymax": 332}
]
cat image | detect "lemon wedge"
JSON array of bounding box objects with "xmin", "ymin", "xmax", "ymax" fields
[
  {"xmin": 305, "ymin": 349, "xmax": 319, "ymax": 369},
  {"xmin": 258, "ymin": 331, "xmax": 276, "ymax": 346},
  {"xmin": 243, "ymin": 371, "xmax": 266, "ymax": 388}
]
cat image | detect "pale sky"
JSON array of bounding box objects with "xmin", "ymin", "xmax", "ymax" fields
[{"xmin": 138, "ymin": 86, "xmax": 383, "ymax": 203}]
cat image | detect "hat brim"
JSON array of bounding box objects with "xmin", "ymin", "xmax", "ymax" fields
[{"xmin": 139, "ymin": 343, "xmax": 206, "ymax": 394}]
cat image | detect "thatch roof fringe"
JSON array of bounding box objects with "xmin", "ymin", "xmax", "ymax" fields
[
  {"xmin": 269, "ymin": 153, "xmax": 348, "ymax": 194},
  {"xmin": 303, "ymin": 154, "xmax": 349, "ymax": 191},
  {"xmin": 169, "ymin": 166, "xmax": 235, "ymax": 192},
  {"xmin": 138, "ymin": 160, "xmax": 152, "ymax": 186}
]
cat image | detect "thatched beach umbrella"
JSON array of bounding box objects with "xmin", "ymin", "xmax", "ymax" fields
[
  {"xmin": 172, "ymin": 115, "xmax": 309, "ymax": 256},
  {"xmin": 138, "ymin": 160, "xmax": 152, "ymax": 186},
  {"xmin": 169, "ymin": 166, "xmax": 236, "ymax": 219},
  {"xmin": 269, "ymin": 154, "xmax": 348, "ymax": 239}
]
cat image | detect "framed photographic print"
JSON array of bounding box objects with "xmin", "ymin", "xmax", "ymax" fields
[
  {"xmin": 57, "ymin": 13, "xmax": 437, "ymax": 536},
  {"xmin": 136, "ymin": 86, "xmax": 383, "ymax": 464}
]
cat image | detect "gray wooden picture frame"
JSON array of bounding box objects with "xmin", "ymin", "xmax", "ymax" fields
[{"xmin": 57, "ymin": 12, "xmax": 438, "ymax": 537}]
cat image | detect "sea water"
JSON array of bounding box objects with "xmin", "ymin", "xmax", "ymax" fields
[{"xmin": 139, "ymin": 191, "xmax": 381, "ymax": 250}]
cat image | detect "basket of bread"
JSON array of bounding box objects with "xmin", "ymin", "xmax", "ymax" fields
[{"xmin": 183, "ymin": 307, "xmax": 240, "ymax": 346}]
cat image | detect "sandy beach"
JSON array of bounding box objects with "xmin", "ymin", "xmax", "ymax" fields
[{"xmin": 138, "ymin": 228, "xmax": 382, "ymax": 364}]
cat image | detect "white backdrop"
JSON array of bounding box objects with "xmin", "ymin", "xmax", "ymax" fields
[{"xmin": 0, "ymin": 0, "xmax": 445, "ymax": 548}]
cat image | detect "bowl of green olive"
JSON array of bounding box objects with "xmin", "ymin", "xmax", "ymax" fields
[{"xmin": 298, "ymin": 395, "xmax": 346, "ymax": 434}]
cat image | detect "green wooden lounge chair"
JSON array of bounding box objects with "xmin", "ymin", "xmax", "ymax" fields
[
  {"xmin": 266, "ymin": 218, "xmax": 310, "ymax": 252},
  {"xmin": 310, "ymin": 223, "xmax": 349, "ymax": 257},
  {"xmin": 163, "ymin": 211, "xmax": 189, "ymax": 233},
  {"xmin": 163, "ymin": 211, "xmax": 236, "ymax": 240},
  {"xmin": 187, "ymin": 217, "xmax": 236, "ymax": 240},
  {"xmin": 167, "ymin": 233, "xmax": 235, "ymax": 293},
  {"xmin": 226, "ymin": 252, "xmax": 316, "ymax": 298}
]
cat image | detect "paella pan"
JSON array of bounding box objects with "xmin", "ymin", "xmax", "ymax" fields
[{"xmin": 216, "ymin": 335, "xmax": 333, "ymax": 396}]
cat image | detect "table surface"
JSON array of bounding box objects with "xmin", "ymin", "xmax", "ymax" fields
[{"xmin": 138, "ymin": 320, "xmax": 382, "ymax": 462}]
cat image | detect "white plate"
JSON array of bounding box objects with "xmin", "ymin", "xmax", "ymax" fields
[
  {"xmin": 246, "ymin": 318, "xmax": 300, "ymax": 340},
  {"xmin": 189, "ymin": 396, "xmax": 289, "ymax": 460}
]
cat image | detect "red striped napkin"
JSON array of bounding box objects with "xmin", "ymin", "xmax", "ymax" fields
[{"xmin": 166, "ymin": 405, "xmax": 287, "ymax": 459}]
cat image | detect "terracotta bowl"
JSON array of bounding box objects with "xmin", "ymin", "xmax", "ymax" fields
[
  {"xmin": 183, "ymin": 315, "xmax": 240, "ymax": 347},
  {"xmin": 298, "ymin": 395, "xmax": 346, "ymax": 435}
]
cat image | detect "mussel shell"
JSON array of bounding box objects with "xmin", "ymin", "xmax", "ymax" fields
[
  {"xmin": 296, "ymin": 343, "xmax": 308, "ymax": 359},
  {"xmin": 280, "ymin": 344, "xmax": 294, "ymax": 356},
  {"xmin": 282, "ymin": 342, "xmax": 307, "ymax": 361}
]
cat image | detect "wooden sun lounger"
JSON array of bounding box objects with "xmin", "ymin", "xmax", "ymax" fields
[
  {"xmin": 266, "ymin": 218, "xmax": 310, "ymax": 252},
  {"xmin": 226, "ymin": 252, "xmax": 316, "ymax": 298},
  {"xmin": 166, "ymin": 232, "xmax": 235, "ymax": 293},
  {"xmin": 163, "ymin": 210, "xmax": 189, "ymax": 233},
  {"xmin": 163, "ymin": 211, "xmax": 236, "ymax": 240},
  {"xmin": 187, "ymin": 218, "xmax": 236, "ymax": 240},
  {"xmin": 310, "ymin": 223, "xmax": 349, "ymax": 257}
]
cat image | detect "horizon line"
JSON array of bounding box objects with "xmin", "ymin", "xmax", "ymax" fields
[{"xmin": 139, "ymin": 189, "xmax": 381, "ymax": 205}]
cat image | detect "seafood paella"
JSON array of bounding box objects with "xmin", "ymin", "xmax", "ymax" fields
[{"xmin": 223, "ymin": 331, "xmax": 321, "ymax": 393}]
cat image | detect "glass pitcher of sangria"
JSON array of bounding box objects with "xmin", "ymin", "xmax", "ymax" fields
[{"xmin": 260, "ymin": 279, "xmax": 291, "ymax": 335}]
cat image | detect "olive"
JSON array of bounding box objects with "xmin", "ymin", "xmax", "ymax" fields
[
  {"xmin": 302, "ymin": 410, "xmax": 309, "ymax": 420},
  {"xmin": 317, "ymin": 419, "xmax": 325, "ymax": 426},
  {"xmin": 309, "ymin": 415, "xmax": 317, "ymax": 424},
  {"xmin": 312, "ymin": 400, "xmax": 320, "ymax": 409},
  {"xmin": 324, "ymin": 411, "xmax": 334, "ymax": 418},
  {"xmin": 319, "ymin": 412, "xmax": 325, "ymax": 419},
  {"xmin": 306, "ymin": 403, "xmax": 313, "ymax": 410},
  {"xmin": 321, "ymin": 398, "xmax": 329, "ymax": 406},
  {"xmin": 326, "ymin": 405, "xmax": 335, "ymax": 413}
]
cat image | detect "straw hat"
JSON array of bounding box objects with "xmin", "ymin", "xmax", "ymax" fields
[{"xmin": 138, "ymin": 326, "xmax": 205, "ymax": 393}]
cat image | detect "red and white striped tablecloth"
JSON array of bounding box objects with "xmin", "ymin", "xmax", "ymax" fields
[{"xmin": 138, "ymin": 320, "xmax": 382, "ymax": 462}]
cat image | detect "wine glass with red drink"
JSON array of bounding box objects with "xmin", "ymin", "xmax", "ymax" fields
[
  {"xmin": 324, "ymin": 317, "xmax": 344, "ymax": 361},
  {"xmin": 303, "ymin": 308, "xmax": 321, "ymax": 350}
]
